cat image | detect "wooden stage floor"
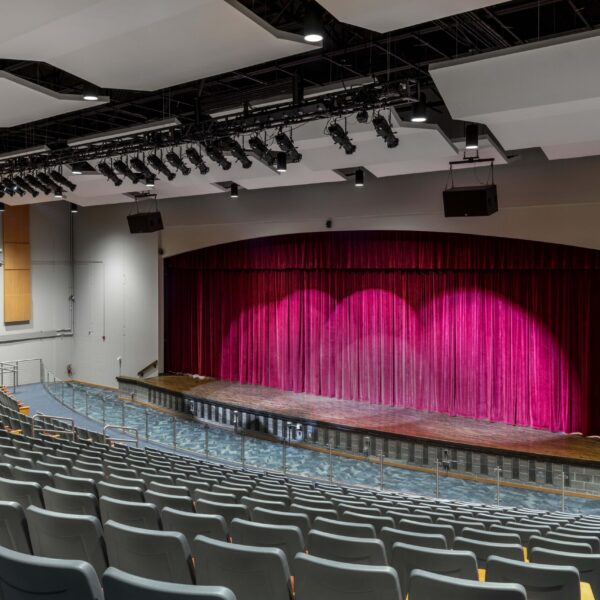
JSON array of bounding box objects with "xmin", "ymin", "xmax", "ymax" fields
[{"xmin": 141, "ymin": 375, "xmax": 600, "ymax": 465}]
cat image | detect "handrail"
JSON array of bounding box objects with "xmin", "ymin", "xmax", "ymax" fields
[
  {"xmin": 31, "ymin": 413, "xmax": 76, "ymax": 439},
  {"xmin": 103, "ymin": 424, "xmax": 139, "ymax": 447},
  {"xmin": 137, "ymin": 360, "xmax": 158, "ymax": 378}
]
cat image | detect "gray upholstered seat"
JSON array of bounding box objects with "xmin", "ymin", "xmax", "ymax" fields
[
  {"xmin": 161, "ymin": 506, "xmax": 228, "ymax": 546},
  {"xmin": 99, "ymin": 496, "xmax": 161, "ymax": 529},
  {"xmin": 306, "ymin": 530, "xmax": 387, "ymax": 566}
]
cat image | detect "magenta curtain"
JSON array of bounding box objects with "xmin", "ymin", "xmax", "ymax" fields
[{"xmin": 165, "ymin": 232, "xmax": 600, "ymax": 434}]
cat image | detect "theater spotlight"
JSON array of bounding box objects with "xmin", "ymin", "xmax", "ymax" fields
[
  {"xmin": 465, "ymin": 123, "xmax": 479, "ymax": 150},
  {"xmin": 275, "ymin": 131, "xmax": 302, "ymax": 163},
  {"xmin": 356, "ymin": 108, "xmax": 369, "ymax": 124},
  {"xmin": 185, "ymin": 147, "xmax": 210, "ymax": 174},
  {"xmin": 114, "ymin": 160, "xmax": 143, "ymax": 184},
  {"xmin": 166, "ymin": 151, "xmax": 191, "ymax": 176},
  {"xmin": 328, "ymin": 122, "xmax": 356, "ymax": 155},
  {"xmin": 130, "ymin": 157, "xmax": 154, "ymax": 179},
  {"xmin": 372, "ymin": 114, "xmax": 399, "ymax": 148},
  {"xmin": 410, "ymin": 93, "xmax": 427, "ymax": 123},
  {"xmin": 36, "ymin": 172, "xmax": 60, "ymax": 195},
  {"xmin": 50, "ymin": 170, "xmax": 77, "ymax": 192},
  {"xmin": 13, "ymin": 176, "xmax": 39, "ymax": 197},
  {"xmin": 204, "ymin": 143, "xmax": 232, "ymax": 170},
  {"xmin": 147, "ymin": 154, "xmax": 176, "ymax": 181},
  {"xmin": 97, "ymin": 162, "xmax": 123, "ymax": 186},
  {"xmin": 3, "ymin": 178, "xmax": 24, "ymax": 197},
  {"xmin": 248, "ymin": 136, "xmax": 275, "ymax": 166},
  {"xmin": 223, "ymin": 138, "xmax": 252, "ymax": 169},
  {"xmin": 25, "ymin": 174, "xmax": 51, "ymax": 195}
]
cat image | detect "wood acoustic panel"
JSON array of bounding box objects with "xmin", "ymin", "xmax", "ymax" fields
[{"xmin": 3, "ymin": 205, "xmax": 31, "ymax": 324}]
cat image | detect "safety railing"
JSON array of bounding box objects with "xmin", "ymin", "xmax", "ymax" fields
[
  {"xmin": 31, "ymin": 413, "xmax": 76, "ymax": 439},
  {"xmin": 103, "ymin": 425, "xmax": 140, "ymax": 447}
]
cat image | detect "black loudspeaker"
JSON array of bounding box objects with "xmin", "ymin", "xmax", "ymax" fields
[
  {"xmin": 443, "ymin": 184, "xmax": 498, "ymax": 217},
  {"xmin": 127, "ymin": 211, "xmax": 164, "ymax": 233}
]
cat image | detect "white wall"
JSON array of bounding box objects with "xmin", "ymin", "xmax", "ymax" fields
[{"xmin": 0, "ymin": 202, "xmax": 73, "ymax": 382}]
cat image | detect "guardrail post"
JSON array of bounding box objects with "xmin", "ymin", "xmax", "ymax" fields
[
  {"xmin": 102, "ymin": 399, "xmax": 106, "ymax": 426},
  {"xmin": 145, "ymin": 410, "xmax": 149, "ymax": 440},
  {"xmin": 85, "ymin": 391, "xmax": 89, "ymax": 418},
  {"xmin": 39, "ymin": 359, "xmax": 43, "ymax": 384},
  {"xmin": 561, "ymin": 470, "xmax": 567, "ymax": 512},
  {"xmin": 241, "ymin": 432, "xmax": 246, "ymax": 468},
  {"xmin": 121, "ymin": 401, "xmax": 125, "ymax": 426},
  {"xmin": 204, "ymin": 425, "xmax": 209, "ymax": 456},
  {"xmin": 172, "ymin": 417, "xmax": 177, "ymax": 449},
  {"xmin": 379, "ymin": 453, "xmax": 384, "ymax": 490},
  {"xmin": 328, "ymin": 443, "xmax": 333, "ymax": 483},
  {"xmin": 282, "ymin": 439, "xmax": 287, "ymax": 474},
  {"xmin": 495, "ymin": 466, "xmax": 502, "ymax": 506},
  {"xmin": 435, "ymin": 459, "xmax": 440, "ymax": 498}
]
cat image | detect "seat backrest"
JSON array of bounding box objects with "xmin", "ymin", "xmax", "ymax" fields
[
  {"xmin": 102, "ymin": 566, "xmax": 236, "ymax": 600},
  {"xmin": 379, "ymin": 526, "xmax": 447, "ymax": 557},
  {"xmin": 341, "ymin": 511, "xmax": 395, "ymax": 533},
  {"xmin": 194, "ymin": 498, "xmax": 250, "ymax": 528},
  {"xmin": 0, "ymin": 500, "xmax": 31, "ymax": 553},
  {"xmin": 0, "ymin": 476, "xmax": 43, "ymax": 508},
  {"xmin": 409, "ymin": 568, "xmax": 526, "ymax": 600},
  {"xmin": 144, "ymin": 490, "xmax": 194, "ymax": 513},
  {"xmin": 391, "ymin": 541, "xmax": 478, "ymax": 595},
  {"xmin": 397, "ymin": 519, "xmax": 455, "ymax": 548},
  {"xmin": 487, "ymin": 555, "xmax": 580, "ymax": 600},
  {"xmin": 99, "ymin": 496, "xmax": 161, "ymax": 530},
  {"xmin": 25, "ymin": 505, "xmax": 107, "ymax": 578},
  {"xmin": 148, "ymin": 482, "xmax": 190, "ymax": 497},
  {"xmin": 252, "ymin": 507, "xmax": 311, "ymax": 539},
  {"xmin": 71, "ymin": 466, "xmax": 104, "ymax": 483},
  {"xmin": 548, "ymin": 531, "xmax": 600, "ymax": 552},
  {"xmin": 293, "ymin": 552, "xmax": 400, "ymax": 600},
  {"xmin": 313, "ymin": 516, "xmax": 376, "ymax": 538},
  {"xmin": 239, "ymin": 495, "xmax": 286, "ymax": 512},
  {"xmin": 528, "ymin": 534, "xmax": 592, "ymax": 555},
  {"xmin": 462, "ymin": 527, "xmax": 521, "ymax": 545},
  {"xmin": 0, "ymin": 543, "xmax": 103, "ymax": 600},
  {"xmin": 490, "ymin": 524, "xmax": 542, "ymax": 544},
  {"xmin": 42, "ymin": 486, "xmax": 99, "ymax": 518},
  {"xmin": 306, "ymin": 530, "xmax": 387, "ymax": 566},
  {"xmin": 12, "ymin": 466, "xmax": 54, "ymax": 488},
  {"xmin": 290, "ymin": 503, "xmax": 338, "ymax": 524},
  {"xmin": 530, "ymin": 547, "xmax": 600, "ymax": 599},
  {"xmin": 54, "ymin": 473, "xmax": 96, "ymax": 494},
  {"xmin": 161, "ymin": 507, "xmax": 227, "ymax": 546},
  {"xmin": 454, "ymin": 536, "xmax": 524, "ymax": 568},
  {"xmin": 104, "ymin": 519, "xmax": 194, "ymax": 584},
  {"xmin": 438, "ymin": 518, "xmax": 485, "ymax": 536},
  {"xmin": 195, "ymin": 489, "xmax": 238, "ymax": 504},
  {"xmin": 97, "ymin": 480, "xmax": 144, "ymax": 503}
]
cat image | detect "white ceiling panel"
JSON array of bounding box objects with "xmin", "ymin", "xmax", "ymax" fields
[
  {"xmin": 0, "ymin": 71, "xmax": 107, "ymax": 127},
  {"xmin": 0, "ymin": 0, "xmax": 318, "ymax": 91},
  {"xmin": 318, "ymin": 0, "xmax": 505, "ymax": 33},
  {"xmin": 430, "ymin": 30, "xmax": 600, "ymax": 158},
  {"xmin": 237, "ymin": 163, "xmax": 345, "ymax": 190}
]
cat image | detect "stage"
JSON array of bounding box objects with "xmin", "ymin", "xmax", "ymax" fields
[{"xmin": 119, "ymin": 374, "xmax": 600, "ymax": 468}]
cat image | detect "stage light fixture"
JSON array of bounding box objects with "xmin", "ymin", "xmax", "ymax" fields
[
  {"xmin": 53, "ymin": 188, "xmax": 64, "ymax": 199},
  {"xmin": 130, "ymin": 157, "xmax": 154, "ymax": 179},
  {"xmin": 166, "ymin": 151, "xmax": 191, "ymax": 176},
  {"xmin": 411, "ymin": 93, "xmax": 427, "ymax": 123},
  {"xmin": 275, "ymin": 131, "xmax": 302, "ymax": 163},
  {"xmin": 50, "ymin": 170, "xmax": 77, "ymax": 192},
  {"xmin": 372, "ymin": 114, "xmax": 399, "ymax": 148},
  {"xmin": 185, "ymin": 147, "xmax": 210, "ymax": 175},
  {"xmin": 356, "ymin": 109, "xmax": 369, "ymax": 124},
  {"xmin": 70, "ymin": 203, "xmax": 79, "ymax": 214},
  {"xmin": 223, "ymin": 138, "xmax": 252, "ymax": 169},
  {"xmin": 147, "ymin": 154, "xmax": 176, "ymax": 181},
  {"xmin": 276, "ymin": 152, "xmax": 287, "ymax": 173},
  {"xmin": 304, "ymin": 2, "xmax": 324, "ymax": 43},
  {"xmin": 13, "ymin": 176, "xmax": 39, "ymax": 197},
  {"xmin": 328, "ymin": 122, "xmax": 356, "ymax": 155},
  {"xmin": 97, "ymin": 162, "xmax": 123, "ymax": 186},
  {"xmin": 248, "ymin": 136, "xmax": 274, "ymax": 166},
  {"xmin": 3, "ymin": 178, "xmax": 24, "ymax": 197},
  {"xmin": 114, "ymin": 159, "xmax": 143, "ymax": 184},
  {"xmin": 355, "ymin": 168, "xmax": 365, "ymax": 187},
  {"xmin": 36, "ymin": 172, "xmax": 60, "ymax": 194},
  {"xmin": 26, "ymin": 174, "xmax": 51, "ymax": 195},
  {"xmin": 465, "ymin": 123, "xmax": 479, "ymax": 150},
  {"xmin": 204, "ymin": 143, "xmax": 232, "ymax": 170},
  {"xmin": 230, "ymin": 182, "xmax": 239, "ymax": 198},
  {"xmin": 145, "ymin": 175, "xmax": 156, "ymax": 188}
]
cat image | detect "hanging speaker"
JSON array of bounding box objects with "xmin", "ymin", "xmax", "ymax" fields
[
  {"xmin": 443, "ymin": 184, "xmax": 498, "ymax": 217},
  {"xmin": 127, "ymin": 211, "xmax": 164, "ymax": 233}
]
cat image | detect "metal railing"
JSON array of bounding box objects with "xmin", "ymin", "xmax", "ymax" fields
[
  {"xmin": 31, "ymin": 413, "xmax": 76, "ymax": 439},
  {"xmin": 103, "ymin": 425, "xmax": 140, "ymax": 447}
]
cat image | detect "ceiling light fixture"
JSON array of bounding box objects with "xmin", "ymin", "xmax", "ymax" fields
[
  {"xmin": 114, "ymin": 159, "xmax": 143, "ymax": 184},
  {"xmin": 248, "ymin": 136, "xmax": 274, "ymax": 166},
  {"xmin": 204, "ymin": 143, "xmax": 232, "ymax": 171},
  {"xmin": 145, "ymin": 175, "xmax": 156, "ymax": 188},
  {"xmin": 97, "ymin": 162, "xmax": 123, "ymax": 186},
  {"xmin": 410, "ymin": 93, "xmax": 427, "ymax": 123},
  {"xmin": 230, "ymin": 183, "xmax": 239, "ymax": 198},
  {"xmin": 165, "ymin": 151, "xmax": 191, "ymax": 176},
  {"xmin": 147, "ymin": 154, "xmax": 176, "ymax": 181},
  {"xmin": 465, "ymin": 123, "xmax": 480, "ymax": 150},
  {"xmin": 276, "ymin": 152, "xmax": 287, "ymax": 173},
  {"xmin": 223, "ymin": 138, "xmax": 252, "ymax": 169},
  {"xmin": 26, "ymin": 174, "xmax": 51, "ymax": 195},
  {"xmin": 13, "ymin": 176, "xmax": 39, "ymax": 197},
  {"xmin": 304, "ymin": 2, "xmax": 324, "ymax": 43},
  {"xmin": 70, "ymin": 203, "xmax": 79, "ymax": 214},
  {"xmin": 130, "ymin": 157, "xmax": 154, "ymax": 179},
  {"xmin": 50, "ymin": 170, "xmax": 77, "ymax": 192},
  {"xmin": 53, "ymin": 188, "xmax": 64, "ymax": 199},
  {"xmin": 185, "ymin": 147, "xmax": 210, "ymax": 175},
  {"xmin": 372, "ymin": 114, "xmax": 399, "ymax": 148},
  {"xmin": 275, "ymin": 131, "xmax": 302, "ymax": 163},
  {"xmin": 328, "ymin": 122, "xmax": 356, "ymax": 155},
  {"xmin": 0, "ymin": 202, "xmax": 4, "ymax": 212},
  {"xmin": 356, "ymin": 109, "xmax": 369, "ymax": 124},
  {"xmin": 355, "ymin": 168, "xmax": 365, "ymax": 187}
]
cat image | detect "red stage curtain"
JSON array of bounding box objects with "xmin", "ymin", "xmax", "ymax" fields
[{"xmin": 165, "ymin": 232, "xmax": 600, "ymax": 434}]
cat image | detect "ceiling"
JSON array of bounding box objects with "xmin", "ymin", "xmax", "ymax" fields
[{"xmin": 0, "ymin": 0, "xmax": 598, "ymax": 206}]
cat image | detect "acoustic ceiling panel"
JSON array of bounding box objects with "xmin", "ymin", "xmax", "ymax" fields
[
  {"xmin": 317, "ymin": 0, "xmax": 505, "ymax": 33},
  {"xmin": 0, "ymin": 0, "xmax": 318, "ymax": 91},
  {"xmin": 0, "ymin": 71, "xmax": 107, "ymax": 127},
  {"xmin": 430, "ymin": 30, "xmax": 600, "ymax": 158}
]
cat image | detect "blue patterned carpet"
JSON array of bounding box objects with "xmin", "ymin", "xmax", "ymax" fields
[{"xmin": 17, "ymin": 383, "xmax": 600, "ymax": 515}]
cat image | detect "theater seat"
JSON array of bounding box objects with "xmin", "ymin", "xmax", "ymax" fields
[
  {"xmin": 99, "ymin": 497, "xmax": 161, "ymax": 530},
  {"xmin": 0, "ymin": 501, "xmax": 31, "ymax": 553},
  {"xmin": 161, "ymin": 507, "xmax": 228, "ymax": 546},
  {"xmin": 306, "ymin": 530, "xmax": 387, "ymax": 566}
]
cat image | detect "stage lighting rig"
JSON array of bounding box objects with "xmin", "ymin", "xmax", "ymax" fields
[
  {"xmin": 97, "ymin": 162, "xmax": 123, "ymax": 186},
  {"xmin": 356, "ymin": 109, "xmax": 369, "ymax": 124},
  {"xmin": 166, "ymin": 151, "xmax": 191, "ymax": 176},
  {"xmin": 50, "ymin": 170, "xmax": 77, "ymax": 192},
  {"xmin": 204, "ymin": 143, "xmax": 232, "ymax": 170},
  {"xmin": 1, "ymin": 179, "xmax": 19, "ymax": 196},
  {"xmin": 25, "ymin": 174, "xmax": 50, "ymax": 195},
  {"xmin": 129, "ymin": 157, "xmax": 154, "ymax": 180},
  {"xmin": 372, "ymin": 114, "xmax": 399, "ymax": 148},
  {"xmin": 248, "ymin": 136, "xmax": 275, "ymax": 166},
  {"xmin": 147, "ymin": 154, "xmax": 176, "ymax": 181},
  {"xmin": 13, "ymin": 176, "xmax": 39, "ymax": 197},
  {"xmin": 114, "ymin": 160, "xmax": 143, "ymax": 184},
  {"xmin": 185, "ymin": 147, "xmax": 210, "ymax": 174},
  {"xmin": 223, "ymin": 138, "xmax": 252, "ymax": 169},
  {"xmin": 275, "ymin": 131, "xmax": 302, "ymax": 163},
  {"xmin": 328, "ymin": 122, "xmax": 356, "ymax": 155}
]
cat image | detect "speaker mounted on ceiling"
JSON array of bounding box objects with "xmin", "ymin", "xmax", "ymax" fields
[
  {"xmin": 127, "ymin": 192, "xmax": 164, "ymax": 234},
  {"xmin": 443, "ymin": 157, "xmax": 498, "ymax": 217}
]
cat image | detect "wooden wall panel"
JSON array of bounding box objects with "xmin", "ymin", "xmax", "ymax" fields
[{"xmin": 3, "ymin": 205, "xmax": 31, "ymax": 324}]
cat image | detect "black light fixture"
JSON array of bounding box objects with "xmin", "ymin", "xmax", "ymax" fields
[
  {"xmin": 372, "ymin": 114, "xmax": 399, "ymax": 148},
  {"xmin": 275, "ymin": 131, "xmax": 302, "ymax": 163},
  {"xmin": 465, "ymin": 123, "xmax": 479, "ymax": 150},
  {"xmin": 166, "ymin": 151, "xmax": 191, "ymax": 175},
  {"xmin": 53, "ymin": 188, "xmax": 64, "ymax": 200},
  {"xmin": 50, "ymin": 170, "xmax": 77, "ymax": 192},
  {"xmin": 97, "ymin": 162, "xmax": 123, "ymax": 186},
  {"xmin": 355, "ymin": 168, "xmax": 365, "ymax": 187},
  {"xmin": 70, "ymin": 161, "xmax": 94, "ymax": 175},
  {"xmin": 130, "ymin": 156, "xmax": 154, "ymax": 179},
  {"xmin": 114, "ymin": 159, "xmax": 143, "ymax": 184},
  {"xmin": 185, "ymin": 147, "xmax": 210, "ymax": 174},
  {"xmin": 410, "ymin": 93, "xmax": 427, "ymax": 123},
  {"xmin": 328, "ymin": 122, "xmax": 356, "ymax": 155},
  {"xmin": 276, "ymin": 152, "xmax": 287, "ymax": 173},
  {"xmin": 0, "ymin": 202, "xmax": 4, "ymax": 212},
  {"xmin": 304, "ymin": 2, "xmax": 324, "ymax": 43},
  {"xmin": 13, "ymin": 176, "xmax": 39, "ymax": 197},
  {"xmin": 356, "ymin": 109, "xmax": 369, "ymax": 124},
  {"xmin": 147, "ymin": 154, "xmax": 176, "ymax": 181},
  {"xmin": 82, "ymin": 85, "xmax": 100, "ymax": 101},
  {"xmin": 25, "ymin": 174, "xmax": 51, "ymax": 195},
  {"xmin": 204, "ymin": 143, "xmax": 232, "ymax": 170},
  {"xmin": 230, "ymin": 182, "xmax": 239, "ymax": 198},
  {"xmin": 248, "ymin": 136, "xmax": 275, "ymax": 166},
  {"xmin": 70, "ymin": 202, "xmax": 79, "ymax": 214},
  {"xmin": 223, "ymin": 138, "xmax": 252, "ymax": 169},
  {"xmin": 4, "ymin": 178, "xmax": 24, "ymax": 197},
  {"xmin": 145, "ymin": 174, "xmax": 156, "ymax": 188}
]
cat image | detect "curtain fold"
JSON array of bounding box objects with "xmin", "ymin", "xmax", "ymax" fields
[{"xmin": 165, "ymin": 232, "xmax": 600, "ymax": 434}]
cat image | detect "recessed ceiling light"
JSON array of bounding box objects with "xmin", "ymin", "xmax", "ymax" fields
[{"xmin": 83, "ymin": 94, "xmax": 99, "ymax": 101}]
